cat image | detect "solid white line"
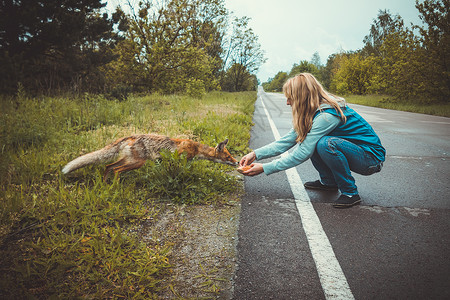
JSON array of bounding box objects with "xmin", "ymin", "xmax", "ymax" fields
[{"xmin": 259, "ymin": 94, "xmax": 355, "ymax": 300}]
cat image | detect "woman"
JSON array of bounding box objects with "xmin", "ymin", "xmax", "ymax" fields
[{"xmin": 239, "ymin": 73, "xmax": 385, "ymax": 208}]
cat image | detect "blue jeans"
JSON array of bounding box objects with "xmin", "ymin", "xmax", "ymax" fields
[{"xmin": 310, "ymin": 136, "xmax": 383, "ymax": 196}]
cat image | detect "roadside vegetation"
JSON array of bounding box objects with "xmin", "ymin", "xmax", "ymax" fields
[
  {"xmin": 0, "ymin": 91, "xmax": 255, "ymax": 298},
  {"xmin": 0, "ymin": 0, "xmax": 261, "ymax": 298},
  {"xmin": 263, "ymin": 1, "xmax": 449, "ymax": 110}
]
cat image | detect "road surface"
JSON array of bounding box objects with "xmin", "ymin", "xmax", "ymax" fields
[{"xmin": 233, "ymin": 88, "xmax": 450, "ymax": 299}]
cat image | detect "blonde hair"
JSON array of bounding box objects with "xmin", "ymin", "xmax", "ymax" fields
[{"xmin": 283, "ymin": 73, "xmax": 346, "ymax": 143}]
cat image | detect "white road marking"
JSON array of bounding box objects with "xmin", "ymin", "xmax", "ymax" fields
[
  {"xmin": 260, "ymin": 95, "xmax": 355, "ymax": 300},
  {"xmin": 356, "ymin": 112, "xmax": 394, "ymax": 123},
  {"xmin": 420, "ymin": 120, "xmax": 450, "ymax": 125},
  {"xmin": 404, "ymin": 207, "xmax": 430, "ymax": 217}
]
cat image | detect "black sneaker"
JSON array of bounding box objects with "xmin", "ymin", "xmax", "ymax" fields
[
  {"xmin": 304, "ymin": 180, "xmax": 338, "ymax": 191},
  {"xmin": 333, "ymin": 194, "xmax": 361, "ymax": 208}
]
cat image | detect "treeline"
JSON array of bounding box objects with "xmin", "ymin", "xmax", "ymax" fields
[
  {"xmin": 263, "ymin": 0, "xmax": 449, "ymax": 103},
  {"xmin": 0, "ymin": 0, "xmax": 266, "ymax": 97}
]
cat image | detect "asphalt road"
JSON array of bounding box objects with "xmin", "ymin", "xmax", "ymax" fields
[{"xmin": 232, "ymin": 88, "xmax": 450, "ymax": 299}]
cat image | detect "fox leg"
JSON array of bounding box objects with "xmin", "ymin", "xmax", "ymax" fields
[
  {"xmin": 103, "ymin": 158, "xmax": 146, "ymax": 181},
  {"xmin": 104, "ymin": 157, "xmax": 128, "ymax": 180},
  {"xmin": 112, "ymin": 159, "xmax": 146, "ymax": 179}
]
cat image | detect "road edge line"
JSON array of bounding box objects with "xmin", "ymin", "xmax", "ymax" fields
[{"xmin": 259, "ymin": 92, "xmax": 355, "ymax": 300}]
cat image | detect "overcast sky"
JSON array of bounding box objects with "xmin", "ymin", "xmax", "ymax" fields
[
  {"xmin": 224, "ymin": 0, "xmax": 423, "ymax": 82},
  {"xmin": 106, "ymin": 0, "xmax": 423, "ymax": 83}
]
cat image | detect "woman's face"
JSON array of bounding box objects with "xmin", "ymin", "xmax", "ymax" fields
[{"xmin": 286, "ymin": 97, "xmax": 292, "ymax": 106}]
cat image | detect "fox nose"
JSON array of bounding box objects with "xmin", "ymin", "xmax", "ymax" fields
[{"xmin": 228, "ymin": 160, "xmax": 238, "ymax": 166}]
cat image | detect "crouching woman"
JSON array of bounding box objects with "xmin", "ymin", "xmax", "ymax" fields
[{"xmin": 240, "ymin": 73, "xmax": 385, "ymax": 208}]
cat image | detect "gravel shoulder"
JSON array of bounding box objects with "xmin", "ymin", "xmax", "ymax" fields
[{"xmin": 151, "ymin": 200, "xmax": 241, "ymax": 299}]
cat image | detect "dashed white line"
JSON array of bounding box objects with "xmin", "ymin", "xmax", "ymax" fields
[
  {"xmin": 420, "ymin": 120, "xmax": 450, "ymax": 125},
  {"xmin": 260, "ymin": 94, "xmax": 355, "ymax": 300}
]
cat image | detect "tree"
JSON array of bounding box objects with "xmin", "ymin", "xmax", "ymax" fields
[
  {"xmin": 220, "ymin": 16, "xmax": 266, "ymax": 91},
  {"xmin": 0, "ymin": 0, "xmax": 121, "ymax": 94},
  {"xmin": 310, "ymin": 51, "xmax": 322, "ymax": 68},
  {"xmin": 221, "ymin": 63, "xmax": 257, "ymax": 92},
  {"xmin": 321, "ymin": 53, "xmax": 337, "ymax": 89},
  {"xmin": 331, "ymin": 53, "xmax": 378, "ymax": 95},
  {"xmin": 288, "ymin": 60, "xmax": 321, "ymax": 80},
  {"xmin": 105, "ymin": 0, "xmax": 226, "ymax": 95},
  {"xmin": 374, "ymin": 28, "xmax": 424, "ymax": 99},
  {"xmin": 414, "ymin": 0, "xmax": 450, "ymax": 102},
  {"xmin": 325, "ymin": 52, "xmax": 351, "ymax": 94},
  {"xmin": 362, "ymin": 9, "xmax": 404, "ymax": 57},
  {"xmin": 268, "ymin": 71, "xmax": 288, "ymax": 92},
  {"xmin": 367, "ymin": 0, "xmax": 449, "ymax": 102}
]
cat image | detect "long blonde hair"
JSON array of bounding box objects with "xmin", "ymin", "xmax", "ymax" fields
[{"xmin": 283, "ymin": 73, "xmax": 346, "ymax": 143}]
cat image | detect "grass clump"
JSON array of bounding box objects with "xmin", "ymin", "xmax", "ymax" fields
[
  {"xmin": 1, "ymin": 175, "xmax": 170, "ymax": 299},
  {"xmin": 0, "ymin": 91, "xmax": 256, "ymax": 298},
  {"xmin": 137, "ymin": 151, "xmax": 237, "ymax": 205}
]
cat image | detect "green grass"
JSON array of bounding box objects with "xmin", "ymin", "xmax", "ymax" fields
[
  {"xmin": 345, "ymin": 94, "xmax": 450, "ymax": 117},
  {"xmin": 0, "ymin": 91, "xmax": 256, "ymax": 299}
]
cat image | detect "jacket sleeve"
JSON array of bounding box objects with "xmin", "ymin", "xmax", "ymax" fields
[
  {"xmin": 262, "ymin": 112, "xmax": 341, "ymax": 175},
  {"xmin": 254, "ymin": 128, "xmax": 298, "ymax": 160}
]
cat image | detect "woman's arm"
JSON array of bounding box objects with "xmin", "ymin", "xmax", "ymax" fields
[
  {"xmin": 261, "ymin": 113, "xmax": 340, "ymax": 175},
  {"xmin": 253, "ymin": 128, "xmax": 298, "ymax": 160}
]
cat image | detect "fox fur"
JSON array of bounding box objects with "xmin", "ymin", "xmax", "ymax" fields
[{"xmin": 62, "ymin": 134, "xmax": 238, "ymax": 180}]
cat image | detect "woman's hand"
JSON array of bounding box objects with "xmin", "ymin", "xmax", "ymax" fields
[
  {"xmin": 239, "ymin": 151, "xmax": 256, "ymax": 167},
  {"xmin": 241, "ymin": 163, "xmax": 264, "ymax": 176}
]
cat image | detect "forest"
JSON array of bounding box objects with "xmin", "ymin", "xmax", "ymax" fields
[
  {"xmin": 0, "ymin": 0, "xmax": 265, "ymax": 98},
  {"xmin": 1, "ymin": 1, "xmax": 448, "ymax": 104},
  {"xmin": 263, "ymin": 0, "xmax": 449, "ymax": 104}
]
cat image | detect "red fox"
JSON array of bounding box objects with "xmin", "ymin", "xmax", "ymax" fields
[{"xmin": 62, "ymin": 134, "xmax": 238, "ymax": 180}]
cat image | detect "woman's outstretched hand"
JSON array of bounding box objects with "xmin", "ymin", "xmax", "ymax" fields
[
  {"xmin": 238, "ymin": 152, "xmax": 263, "ymax": 176},
  {"xmin": 239, "ymin": 151, "xmax": 256, "ymax": 167},
  {"xmin": 241, "ymin": 163, "xmax": 264, "ymax": 176}
]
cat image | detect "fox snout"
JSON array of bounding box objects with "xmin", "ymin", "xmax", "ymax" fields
[
  {"xmin": 226, "ymin": 159, "xmax": 239, "ymax": 166},
  {"xmin": 219, "ymin": 158, "xmax": 238, "ymax": 167},
  {"xmin": 214, "ymin": 152, "xmax": 238, "ymax": 166}
]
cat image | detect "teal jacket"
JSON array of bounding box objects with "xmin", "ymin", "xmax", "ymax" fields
[{"xmin": 254, "ymin": 104, "xmax": 386, "ymax": 175}]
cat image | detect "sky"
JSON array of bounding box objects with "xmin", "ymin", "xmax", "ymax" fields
[
  {"xmin": 105, "ymin": 0, "xmax": 423, "ymax": 83},
  {"xmin": 223, "ymin": 0, "xmax": 422, "ymax": 82}
]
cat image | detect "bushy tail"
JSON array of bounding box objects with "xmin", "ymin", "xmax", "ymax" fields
[{"xmin": 62, "ymin": 140, "xmax": 124, "ymax": 174}]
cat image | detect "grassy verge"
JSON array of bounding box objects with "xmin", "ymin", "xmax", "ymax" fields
[
  {"xmin": 0, "ymin": 91, "xmax": 256, "ymax": 299},
  {"xmin": 345, "ymin": 94, "xmax": 450, "ymax": 118}
]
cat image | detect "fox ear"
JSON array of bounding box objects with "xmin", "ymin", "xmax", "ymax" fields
[{"xmin": 215, "ymin": 139, "xmax": 229, "ymax": 152}]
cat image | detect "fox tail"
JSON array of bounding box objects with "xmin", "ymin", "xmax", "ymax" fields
[{"xmin": 62, "ymin": 139, "xmax": 125, "ymax": 174}]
